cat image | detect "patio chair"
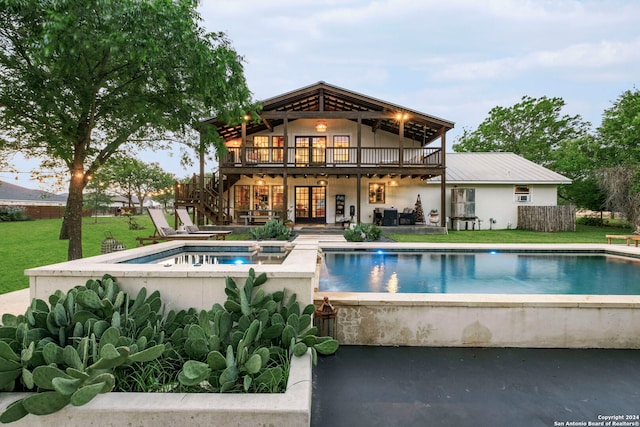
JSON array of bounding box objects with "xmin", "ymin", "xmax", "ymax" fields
[
  {"xmin": 137, "ymin": 208, "xmax": 230, "ymax": 246},
  {"xmin": 175, "ymin": 207, "xmax": 222, "ymax": 234}
]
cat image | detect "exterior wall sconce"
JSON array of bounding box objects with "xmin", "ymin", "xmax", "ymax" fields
[
  {"xmin": 317, "ymin": 179, "xmax": 328, "ymax": 186},
  {"xmin": 389, "ymin": 180, "xmax": 398, "ymax": 187},
  {"xmin": 315, "ymin": 120, "xmax": 328, "ymax": 132},
  {"xmin": 256, "ymin": 179, "xmax": 265, "ymax": 185}
]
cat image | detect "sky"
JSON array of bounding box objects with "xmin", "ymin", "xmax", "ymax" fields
[{"xmin": 3, "ymin": 0, "xmax": 639, "ymax": 191}]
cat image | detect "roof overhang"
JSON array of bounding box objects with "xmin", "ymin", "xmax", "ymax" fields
[{"xmin": 203, "ymin": 81, "xmax": 455, "ymax": 145}]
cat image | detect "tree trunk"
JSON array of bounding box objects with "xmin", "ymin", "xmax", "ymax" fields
[
  {"xmin": 65, "ymin": 175, "xmax": 85, "ymax": 260},
  {"xmin": 59, "ymin": 205, "xmax": 70, "ymax": 240}
]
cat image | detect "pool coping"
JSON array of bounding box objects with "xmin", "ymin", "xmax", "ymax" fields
[
  {"xmin": 314, "ymin": 243, "xmax": 640, "ymax": 348},
  {"xmin": 25, "ymin": 240, "xmax": 319, "ymax": 310},
  {"xmin": 316, "ymin": 242, "xmax": 640, "ymax": 307}
]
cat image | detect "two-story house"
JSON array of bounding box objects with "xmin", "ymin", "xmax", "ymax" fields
[
  {"xmin": 176, "ymin": 81, "xmax": 454, "ymax": 227},
  {"xmin": 175, "ymin": 81, "xmax": 571, "ymax": 230}
]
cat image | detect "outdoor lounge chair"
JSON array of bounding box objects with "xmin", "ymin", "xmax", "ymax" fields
[
  {"xmin": 136, "ymin": 208, "xmax": 230, "ymax": 246},
  {"xmin": 175, "ymin": 207, "xmax": 225, "ymax": 234}
]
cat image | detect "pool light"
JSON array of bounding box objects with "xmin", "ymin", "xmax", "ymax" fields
[{"xmin": 489, "ymin": 250, "xmax": 498, "ymax": 255}]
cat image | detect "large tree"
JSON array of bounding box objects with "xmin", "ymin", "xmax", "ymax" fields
[
  {"xmin": 596, "ymin": 89, "xmax": 640, "ymax": 225},
  {"xmin": 597, "ymin": 88, "xmax": 640, "ymax": 166},
  {"xmin": 0, "ymin": 0, "xmax": 254, "ymax": 259},
  {"xmin": 453, "ymin": 95, "xmax": 590, "ymax": 166},
  {"xmin": 96, "ymin": 156, "xmax": 175, "ymax": 213},
  {"xmin": 550, "ymin": 135, "xmax": 606, "ymax": 211}
]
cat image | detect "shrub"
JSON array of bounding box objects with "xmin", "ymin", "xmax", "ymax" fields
[
  {"xmin": 249, "ymin": 219, "xmax": 293, "ymax": 240},
  {"xmin": 0, "ymin": 206, "xmax": 32, "ymax": 222},
  {"xmin": 576, "ymin": 216, "xmax": 605, "ymax": 227},
  {"xmin": 343, "ymin": 223, "xmax": 381, "ymax": 242}
]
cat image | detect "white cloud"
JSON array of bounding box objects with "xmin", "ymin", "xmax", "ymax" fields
[{"xmin": 433, "ymin": 38, "xmax": 640, "ymax": 81}]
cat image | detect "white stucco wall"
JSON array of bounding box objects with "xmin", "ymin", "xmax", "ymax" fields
[
  {"xmin": 229, "ymin": 175, "xmax": 560, "ymax": 229},
  {"xmin": 421, "ymin": 184, "xmax": 560, "ymax": 230},
  {"xmin": 270, "ymin": 118, "xmax": 403, "ymax": 149},
  {"xmin": 228, "ymin": 118, "xmax": 563, "ymax": 229}
]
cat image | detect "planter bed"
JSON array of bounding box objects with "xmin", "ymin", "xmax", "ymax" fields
[{"xmin": 0, "ymin": 352, "xmax": 311, "ymax": 427}]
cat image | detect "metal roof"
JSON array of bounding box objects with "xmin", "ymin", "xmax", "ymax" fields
[{"xmin": 433, "ymin": 153, "xmax": 572, "ymax": 184}]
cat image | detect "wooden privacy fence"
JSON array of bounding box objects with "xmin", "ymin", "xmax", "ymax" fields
[{"xmin": 517, "ymin": 205, "xmax": 576, "ymax": 232}]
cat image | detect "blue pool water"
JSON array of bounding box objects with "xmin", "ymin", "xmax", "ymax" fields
[
  {"xmin": 318, "ymin": 251, "xmax": 640, "ymax": 294},
  {"xmin": 120, "ymin": 246, "xmax": 287, "ymax": 265}
]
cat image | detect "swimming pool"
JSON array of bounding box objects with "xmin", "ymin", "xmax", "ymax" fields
[
  {"xmin": 119, "ymin": 245, "xmax": 287, "ymax": 265},
  {"xmin": 319, "ymin": 250, "xmax": 640, "ymax": 294},
  {"xmin": 315, "ymin": 243, "xmax": 640, "ymax": 348},
  {"xmin": 27, "ymin": 240, "xmax": 316, "ymax": 312},
  {"xmin": 25, "ymin": 241, "xmax": 640, "ymax": 348}
]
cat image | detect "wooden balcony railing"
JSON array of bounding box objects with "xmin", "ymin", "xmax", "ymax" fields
[
  {"xmin": 220, "ymin": 147, "xmax": 442, "ymax": 168},
  {"xmin": 175, "ymin": 175, "xmax": 217, "ymax": 202}
]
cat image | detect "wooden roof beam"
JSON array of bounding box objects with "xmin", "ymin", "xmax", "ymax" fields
[
  {"xmin": 260, "ymin": 111, "xmax": 394, "ymax": 120},
  {"xmin": 261, "ymin": 117, "xmax": 273, "ymax": 132}
]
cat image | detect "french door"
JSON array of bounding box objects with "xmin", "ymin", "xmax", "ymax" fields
[
  {"xmin": 295, "ymin": 136, "xmax": 326, "ymax": 166},
  {"xmin": 295, "ymin": 186, "xmax": 326, "ymax": 224}
]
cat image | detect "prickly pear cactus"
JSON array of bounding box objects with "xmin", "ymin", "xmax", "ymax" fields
[
  {"xmin": 0, "ymin": 269, "xmax": 340, "ymax": 422},
  {"xmin": 176, "ymin": 268, "xmax": 339, "ymax": 392},
  {"xmin": 0, "ymin": 275, "xmax": 165, "ymax": 423}
]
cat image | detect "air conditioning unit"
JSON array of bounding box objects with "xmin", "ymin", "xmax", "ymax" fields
[{"xmin": 516, "ymin": 194, "xmax": 531, "ymax": 202}]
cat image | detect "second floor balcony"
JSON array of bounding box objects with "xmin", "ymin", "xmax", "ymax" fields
[{"xmin": 221, "ymin": 146, "xmax": 443, "ymax": 172}]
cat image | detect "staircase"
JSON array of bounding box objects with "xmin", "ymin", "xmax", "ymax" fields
[{"xmin": 174, "ymin": 173, "xmax": 239, "ymax": 225}]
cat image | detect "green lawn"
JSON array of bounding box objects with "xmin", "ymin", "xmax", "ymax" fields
[
  {"xmin": 0, "ymin": 218, "xmax": 630, "ymax": 295},
  {"xmin": 385, "ymin": 224, "xmax": 629, "ymax": 244},
  {"xmin": 0, "ymin": 215, "xmax": 250, "ymax": 295}
]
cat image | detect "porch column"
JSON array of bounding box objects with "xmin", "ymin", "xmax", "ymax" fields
[
  {"xmin": 357, "ymin": 115, "xmax": 362, "ymax": 166},
  {"xmin": 356, "ymin": 115, "xmax": 362, "ymax": 224},
  {"xmin": 283, "ymin": 116, "xmax": 289, "ymax": 220},
  {"xmin": 440, "ymin": 126, "xmax": 446, "ymax": 227},
  {"xmin": 399, "ymin": 114, "xmax": 405, "ymax": 167},
  {"xmin": 198, "ymin": 132, "xmax": 205, "ymax": 226},
  {"xmin": 217, "ymin": 168, "xmax": 224, "ymax": 224},
  {"xmin": 283, "ymin": 173, "xmax": 288, "ymax": 221},
  {"xmin": 240, "ymin": 119, "xmax": 247, "ymax": 166},
  {"xmin": 356, "ymin": 174, "xmax": 361, "ymax": 224}
]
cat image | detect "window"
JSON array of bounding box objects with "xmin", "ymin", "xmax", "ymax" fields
[
  {"xmin": 253, "ymin": 136, "xmax": 269, "ymax": 162},
  {"xmin": 514, "ymin": 185, "xmax": 531, "ymax": 202},
  {"xmin": 253, "ymin": 185, "xmax": 270, "ymax": 211},
  {"xmin": 369, "ymin": 183, "xmax": 385, "ymax": 204},
  {"xmin": 234, "ymin": 185, "xmax": 250, "ymax": 220},
  {"xmin": 333, "ymin": 135, "xmax": 350, "ymax": 163},
  {"xmin": 273, "ymin": 136, "xmax": 284, "ymax": 162},
  {"xmin": 272, "ymin": 185, "xmax": 284, "ymax": 212},
  {"xmin": 311, "ymin": 137, "xmax": 326, "ymax": 164},
  {"xmin": 295, "ymin": 137, "xmax": 310, "ymax": 166},
  {"xmin": 295, "ymin": 136, "xmax": 326, "ymax": 166}
]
